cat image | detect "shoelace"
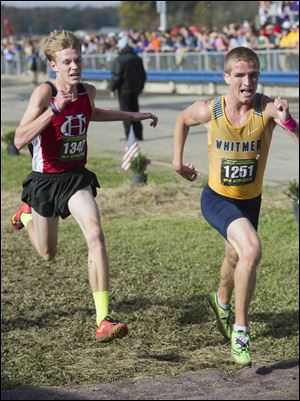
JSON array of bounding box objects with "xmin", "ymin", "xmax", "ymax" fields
[{"xmin": 236, "ymin": 335, "xmax": 249, "ymax": 351}]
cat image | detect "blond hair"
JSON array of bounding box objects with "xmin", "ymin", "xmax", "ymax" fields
[
  {"xmin": 224, "ymin": 47, "xmax": 260, "ymax": 74},
  {"xmin": 41, "ymin": 30, "xmax": 82, "ymax": 62}
]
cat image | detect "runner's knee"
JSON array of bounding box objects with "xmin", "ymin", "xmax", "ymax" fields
[
  {"xmin": 240, "ymin": 243, "xmax": 262, "ymax": 268},
  {"xmin": 86, "ymin": 226, "xmax": 106, "ymax": 249}
]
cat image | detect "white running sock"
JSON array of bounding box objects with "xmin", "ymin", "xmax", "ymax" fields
[
  {"xmin": 234, "ymin": 324, "xmax": 250, "ymax": 333},
  {"xmin": 217, "ymin": 293, "xmax": 230, "ymax": 310}
]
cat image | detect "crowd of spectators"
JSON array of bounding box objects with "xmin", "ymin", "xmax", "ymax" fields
[
  {"xmin": 1, "ymin": 1, "xmax": 299, "ymax": 75},
  {"xmin": 76, "ymin": 19, "xmax": 298, "ymax": 56}
]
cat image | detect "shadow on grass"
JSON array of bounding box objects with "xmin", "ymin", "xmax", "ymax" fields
[
  {"xmin": 1, "ymin": 307, "xmax": 94, "ymax": 332},
  {"xmin": 2, "ymin": 297, "xmax": 298, "ymax": 342},
  {"xmin": 177, "ymin": 296, "xmax": 211, "ymax": 325},
  {"xmin": 2, "ymin": 294, "xmax": 210, "ymax": 334},
  {"xmin": 137, "ymin": 352, "xmax": 187, "ymax": 363},
  {"xmin": 113, "ymin": 293, "xmax": 211, "ymax": 324},
  {"xmin": 251, "ymin": 309, "xmax": 299, "ymax": 338}
]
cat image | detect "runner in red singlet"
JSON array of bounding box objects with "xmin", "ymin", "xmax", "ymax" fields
[{"xmin": 11, "ymin": 30, "xmax": 158, "ymax": 343}]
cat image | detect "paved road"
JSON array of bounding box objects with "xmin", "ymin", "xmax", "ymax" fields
[{"xmin": 1, "ymin": 81, "xmax": 299, "ymax": 188}]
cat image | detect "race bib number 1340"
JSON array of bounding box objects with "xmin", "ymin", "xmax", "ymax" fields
[
  {"xmin": 60, "ymin": 134, "xmax": 86, "ymax": 162},
  {"xmin": 221, "ymin": 158, "xmax": 258, "ymax": 186}
]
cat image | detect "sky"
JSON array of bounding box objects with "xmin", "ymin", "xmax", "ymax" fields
[{"xmin": 1, "ymin": 1, "xmax": 120, "ymax": 8}]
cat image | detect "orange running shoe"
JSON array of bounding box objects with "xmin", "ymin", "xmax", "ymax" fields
[
  {"xmin": 96, "ymin": 316, "xmax": 128, "ymax": 343},
  {"xmin": 11, "ymin": 203, "xmax": 31, "ymax": 231}
]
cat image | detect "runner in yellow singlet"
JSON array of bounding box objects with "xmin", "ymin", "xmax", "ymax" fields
[{"xmin": 173, "ymin": 47, "xmax": 299, "ymax": 366}]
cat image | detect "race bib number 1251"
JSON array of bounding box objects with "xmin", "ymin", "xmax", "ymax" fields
[{"xmin": 221, "ymin": 158, "xmax": 258, "ymax": 186}]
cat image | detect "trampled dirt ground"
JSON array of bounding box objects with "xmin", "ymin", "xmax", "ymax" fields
[{"xmin": 1, "ymin": 359, "xmax": 298, "ymax": 400}]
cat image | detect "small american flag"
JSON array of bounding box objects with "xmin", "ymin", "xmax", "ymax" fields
[{"xmin": 121, "ymin": 126, "xmax": 140, "ymax": 171}]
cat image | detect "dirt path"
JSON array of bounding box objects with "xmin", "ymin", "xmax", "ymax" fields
[{"xmin": 1, "ymin": 359, "xmax": 298, "ymax": 400}]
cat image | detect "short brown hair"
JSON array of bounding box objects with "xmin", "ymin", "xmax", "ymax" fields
[
  {"xmin": 224, "ymin": 47, "xmax": 260, "ymax": 74},
  {"xmin": 41, "ymin": 30, "xmax": 82, "ymax": 62}
]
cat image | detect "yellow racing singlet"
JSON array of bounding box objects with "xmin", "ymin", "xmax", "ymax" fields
[{"xmin": 207, "ymin": 94, "xmax": 272, "ymax": 200}]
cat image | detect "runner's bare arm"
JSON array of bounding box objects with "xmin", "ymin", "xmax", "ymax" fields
[
  {"xmin": 14, "ymin": 84, "xmax": 54, "ymax": 149},
  {"xmin": 85, "ymin": 83, "xmax": 158, "ymax": 127},
  {"xmin": 173, "ymin": 100, "xmax": 211, "ymax": 181}
]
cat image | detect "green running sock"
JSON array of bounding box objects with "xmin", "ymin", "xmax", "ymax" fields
[
  {"xmin": 20, "ymin": 212, "xmax": 32, "ymax": 229},
  {"xmin": 93, "ymin": 291, "xmax": 109, "ymax": 325}
]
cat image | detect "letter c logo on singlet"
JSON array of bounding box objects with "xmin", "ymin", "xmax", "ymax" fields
[{"xmin": 61, "ymin": 114, "xmax": 87, "ymax": 136}]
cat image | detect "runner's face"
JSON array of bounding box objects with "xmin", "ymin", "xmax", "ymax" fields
[
  {"xmin": 51, "ymin": 48, "xmax": 82, "ymax": 85},
  {"xmin": 224, "ymin": 60, "xmax": 260, "ymax": 104}
]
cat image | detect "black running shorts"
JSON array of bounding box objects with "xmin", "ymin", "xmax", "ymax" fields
[
  {"xmin": 22, "ymin": 167, "xmax": 100, "ymax": 219},
  {"xmin": 200, "ymin": 184, "xmax": 261, "ymax": 240}
]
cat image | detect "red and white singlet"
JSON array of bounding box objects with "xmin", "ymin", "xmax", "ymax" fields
[{"xmin": 31, "ymin": 82, "xmax": 92, "ymax": 173}]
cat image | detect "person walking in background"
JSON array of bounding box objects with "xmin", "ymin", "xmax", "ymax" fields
[
  {"xmin": 173, "ymin": 47, "xmax": 298, "ymax": 366},
  {"xmin": 109, "ymin": 37, "xmax": 147, "ymax": 140},
  {"xmin": 11, "ymin": 30, "xmax": 158, "ymax": 344},
  {"xmin": 24, "ymin": 40, "xmax": 38, "ymax": 85}
]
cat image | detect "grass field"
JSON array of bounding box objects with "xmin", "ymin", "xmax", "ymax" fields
[{"xmin": 1, "ymin": 150, "xmax": 299, "ymax": 390}]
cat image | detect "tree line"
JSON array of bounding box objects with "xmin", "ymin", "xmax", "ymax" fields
[{"xmin": 1, "ymin": 1, "xmax": 259, "ymax": 37}]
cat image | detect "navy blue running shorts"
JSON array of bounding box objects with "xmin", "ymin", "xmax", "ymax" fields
[{"xmin": 200, "ymin": 184, "xmax": 261, "ymax": 240}]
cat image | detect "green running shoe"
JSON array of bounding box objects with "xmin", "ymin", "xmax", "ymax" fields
[
  {"xmin": 208, "ymin": 291, "xmax": 234, "ymax": 340},
  {"xmin": 231, "ymin": 330, "xmax": 252, "ymax": 366}
]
